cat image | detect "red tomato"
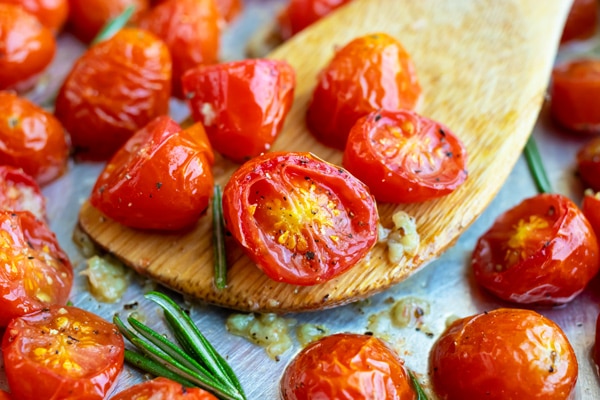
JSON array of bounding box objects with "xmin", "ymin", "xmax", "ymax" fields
[
  {"xmin": 0, "ymin": 91, "xmax": 70, "ymax": 185},
  {"xmin": 214, "ymin": 0, "xmax": 242, "ymax": 22},
  {"xmin": 277, "ymin": 0, "xmax": 352, "ymax": 40},
  {"xmin": 576, "ymin": 136, "xmax": 600, "ymax": 191},
  {"xmin": 307, "ymin": 33, "xmax": 421, "ymax": 150},
  {"xmin": 0, "ymin": 391, "xmax": 10, "ymax": 400},
  {"xmin": 222, "ymin": 151, "xmax": 378, "ymax": 285},
  {"xmin": 0, "ymin": 4, "xmax": 56, "ymax": 91},
  {"xmin": 0, "ymin": 166, "xmax": 46, "ymax": 220},
  {"xmin": 182, "ymin": 59, "xmax": 296, "ymax": 163},
  {"xmin": 111, "ymin": 377, "xmax": 217, "ymax": 399},
  {"xmin": 429, "ymin": 308, "xmax": 578, "ymax": 400},
  {"xmin": 582, "ymin": 190, "xmax": 600, "ymax": 239},
  {"xmin": 550, "ymin": 59, "xmax": 600, "ymax": 133},
  {"xmin": 0, "ymin": 0, "xmax": 68, "ymax": 33},
  {"xmin": 91, "ymin": 116, "xmax": 214, "ymax": 231},
  {"xmin": 281, "ymin": 333, "xmax": 417, "ymax": 400},
  {"xmin": 343, "ymin": 110, "xmax": 467, "ymax": 203},
  {"xmin": 2, "ymin": 305, "xmax": 124, "ymax": 400},
  {"xmin": 560, "ymin": 0, "xmax": 598, "ymax": 44},
  {"xmin": 472, "ymin": 193, "xmax": 600, "ymax": 305},
  {"xmin": 54, "ymin": 28, "xmax": 171, "ymax": 160}
]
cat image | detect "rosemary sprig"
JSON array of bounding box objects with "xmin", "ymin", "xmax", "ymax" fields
[
  {"xmin": 524, "ymin": 136, "xmax": 553, "ymax": 194},
  {"xmin": 91, "ymin": 5, "xmax": 136, "ymax": 45},
  {"xmin": 124, "ymin": 349, "xmax": 197, "ymax": 388},
  {"xmin": 408, "ymin": 370, "xmax": 429, "ymax": 400},
  {"xmin": 212, "ymin": 185, "xmax": 228, "ymax": 290}
]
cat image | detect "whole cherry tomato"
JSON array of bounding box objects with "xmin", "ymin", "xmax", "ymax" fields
[
  {"xmin": 54, "ymin": 28, "xmax": 171, "ymax": 160},
  {"xmin": 429, "ymin": 308, "xmax": 578, "ymax": 400},
  {"xmin": 138, "ymin": 0, "xmax": 220, "ymax": 98},
  {"xmin": 0, "ymin": 91, "xmax": 69, "ymax": 185},
  {"xmin": 182, "ymin": 59, "xmax": 296, "ymax": 163},
  {"xmin": 550, "ymin": 59, "xmax": 600, "ymax": 133},
  {"xmin": 307, "ymin": 32, "xmax": 421, "ymax": 150},
  {"xmin": 214, "ymin": 0, "xmax": 242, "ymax": 22},
  {"xmin": 2, "ymin": 305, "xmax": 124, "ymax": 400},
  {"xmin": 91, "ymin": 116, "xmax": 214, "ymax": 231},
  {"xmin": 0, "ymin": 0, "xmax": 68, "ymax": 33},
  {"xmin": 0, "ymin": 166, "xmax": 46, "ymax": 220},
  {"xmin": 111, "ymin": 377, "xmax": 218, "ymax": 399},
  {"xmin": 0, "ymin": 210, "xmax": 73, "ymax": 326},
  {"xmin": 576, "ymin": 136, "xmax": 600, "ymax": 191},
  {"xmin": 0, "ymin": 4, "xmax": 56, "ymax": 91},
  {"xmin": 560, "ymin": 0, "xmax": 598, "ymax": 44},
  {"xmin": 472, "ymin": 193, "xmax": 600, "ymax": 305},
  {"xmin": 281, "ymin": 333, "xmax": 417, "ymax": 400},
  {"xmin": 222, "ymin": 151, "xmax": 378, "ymax": 285},
  {"xmin": 343, "ymin": 110, "xmax": 467, "ymax": 203},
  {"xmin": 277, "ymin": 0, "xmax": 352, "ymax": 40}
]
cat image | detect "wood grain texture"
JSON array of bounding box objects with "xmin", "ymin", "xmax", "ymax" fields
[{"xmin": 78, "ymin": 0, "xmax": 571, "ymax": 313}]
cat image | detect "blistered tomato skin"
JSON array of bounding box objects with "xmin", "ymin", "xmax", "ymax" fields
[
  {"xmin": 277, "ymin": 0, "xmax": 352, "ymax": 40},
  {"xmin": 222, "ymin": 152, "xmax": 378, "ymax": 286},
  {"xmin": 560, "ymin": 0, "xmax": 598, "ymax": 44},
  {"xmin": 182, "ymin": 59, "xmax": 296, "ymax": 163},
  {"xmin": 343, "ymin": 110, "xmax": 467, "ymax": 203},
  {"xmin": 429, "ymin": 308, "xmax": 578, "ymax": 400},
  {"xmin": 2, "ymin": 305, "xmax": 125, "ymax": 400},
  {"xmin": 54, "ymin": 28, "xmax": 171, "ymax": 160},
  {"xmin": 91, "ymin": 116, "xmax": 214, "ymax": 231},
  {"xmin": 472, "ymin": 193, "xmax": 600, "ymax": 305},
  {"xmin": 577, "ymin": 136, "xmax": 600, "ymax": 191},
  {"xmin": 307, "ymin": 32, "xmax": 421, "ymax": 150},
  {"xmin": 111, "ymin": 377, "xmax": 218, "ymax": 399},
  {"xmin": 281, "ymin": 333, "xmax": 417, "ymax": 400},
  {"xmin": 0, "ymin": 166, "xmax": 47, "ymax": 220},
  {"xmin": 0, "ymin": 0, "xmax": 68, "ymax": 33}
]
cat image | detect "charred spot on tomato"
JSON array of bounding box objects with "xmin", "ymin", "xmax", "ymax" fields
[
  {"xmin": 7, "ymin": 116, "xmax": 18, "ymax": 129},
  {"xmin": 156, "ymin": 182, "xmax": 162, "ymax": 189}
]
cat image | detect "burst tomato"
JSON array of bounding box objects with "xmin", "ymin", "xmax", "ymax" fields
[
  {"xmin": 281, "ymin": 333, "xmax": 417, "ymax": 400},
  {"xmin": 182, "ymin": 59, "xmax": 296, "ymax": 163},
  {"xmin": 54, "ymin": 28, "xmax": 171, "ymax": 160},
  {"xmin": 577, "ymin": 136, "xmax": 600, "ymax": 190},
  {"xmin": 343, "ymin": 110, "xmax": 467, "ymax": 203},
  {"xmin": 560, "ymin": 0, "xmax": 598, "ymax": 44},
  {"xmin": 277, "ymin": 0, "xmax": 352, "ymax": 40},
  {"xmin": 0, "ymin": 0, "xmax": 68, "ymax": 33},
  {"xmin": 222, "ymin": 151, "xmax": 378, "ymax": 285},
  {"xmin": 307, "ymin": 32, "xmax": 421, "ymax": 150},
  {"xmin": 2, "ymin": 305, "xmax": 124, "ymax": 400},
  {"xmin": 0, "ymin": 166, "xmax": 46, "ymax": 220},
  {"xmin": 472, "ymin": 193, "xmax": 600, "ymax": 305},
  {"xmin": 91, "ymin": 116, "xmax": 214, "ymax": 231},
  {"xmin": 111, "ymin": 377, "xmax": 218, "ymax": 399},
  {"xmin": 429, "ymin": 308, "xmax": 578, "ymax": 400}
]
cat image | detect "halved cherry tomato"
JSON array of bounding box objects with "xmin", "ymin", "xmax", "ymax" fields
[
  {"xmin": 2, "ymin": 305, "xmax": 124, "ymax": 400},
  {"xmin": 0, "ymin": 166, "xmax": 46, "ymax": 220},
  {"xmin": 214, "ymin": 0, "xmax": 242, "ymax": 23},
  {"xmin": 0, "ymin": 91, "xmax": 69, "ymax": 185},
  {"xmin": 281, "ymin": 333, "xmax": 417, "ymax": 399},
  {"xmin": 91, "ymin": 116, "xmax": 214, "ymax": 231},
  {"xmin": 111, "ymin": 377, "xmax": 217, "ymax": 399},
  {"xmin": 472, "ymin": 193, "xmax": 600, "ymax": 305},
  {"xmin": 222, "ymin": 151, "xmax": 378, "ymax": 285},
  {"xmin": 0, "ymin": 4, "xmax": 56, "ymax": 91},
  {"xmin": 343, "ymin": 110, "xmax": 467, "ymax": 203},
  {"xmin": 550, "ymin": 59, "xmax": 600, "ymax": 133},
  {"xmin": 577, "ymin": 136, "xmax": 600, "ymax": 191},
  {"xmin": 0, "ymin": 210, "xmax": 72, "ymax": 326},
  {"xmin": 277, "ymin": 0, "xmax": 352, "ymax": 40},
  {"xmin": 307, "ymin": 32, "xmax": 421, "ymax": 150},
  {"xmin": 560, "ymin": 0, "xmax": 598, "ymax": 44},
  {"xmin": 54, "ymin": 28, "xmax": 171, "ymax": 160},
  {"xmin": 138, "ymin": 0, "xmax": 220, "ymax": 98},
  {"xmin": 0, "ymin": 0, "xmax": 68, "ymax": 33},
  {"xmin": 182, "ymin": 59, "xmax": 296, "ymax": 163},
  {"xmin": 429, "ymin": 308, "xmax": 578, "ymax": 400}
]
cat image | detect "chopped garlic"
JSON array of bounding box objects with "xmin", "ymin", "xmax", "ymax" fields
[
  {"xmin": 296, "ymin": 323, "xmax": 329, "ymax": 347},
  {"xmin": 81, "ymin": 255, "xmax": 129, "ymax": 303},
  {"xmin": 226, "ymin": 313, "xmax": 295, "ymax": 360},
  {"xmin": 201, "ymin": 103, "xmax": 216, "ymax": 127},
  {"xmin": 378, "ymin": 210, "xmax": 420, "ymax": 263}
]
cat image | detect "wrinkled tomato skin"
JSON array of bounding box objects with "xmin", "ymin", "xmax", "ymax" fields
[
  {"xmin": 112, "ymin": 377, "xmax": 218, "ymax": 399},
  {"xmin": 222, "ymin": 152, "xmax": 378, "ymax": 285},
  {"xmin": 472, "ymin": 193, "xmax": 600, "ymax": 305},
  {"xmin": 54, "ymin": 28, "xmax": 171, "ymax": 161},
  {"xmin": 2, "ymin": 305, "xmax": 124, "ymax": 400},
  {"xmin": 343, "ymin": 110, "xmax": 467, "ymax": 203},
  {"xmin": 0, "ymin": 91, "xmax": 69, "ymax": 185},
  {"xmin": 560, "ymin": 0, "xmax": 598, "ymax": 44},
  {"xmin": 577, "ymin": 136, "xmax": 600, "ymax": 191},
  {"xmin": 281, "ymin": 333, "xmax": 417, "ymax": 400},
  {"xmin": 307, "ymin": 32, "xmax": 421, "ymax": 150},
  {"xmin": 0, "ymin": 4, "xmax": 56, "ymax": 91},
  {"xmin": 277, "ymin": 0, "xmax": 352, "ymax": 39},
  {"xmin": 91, "ymin": 116, "xmax": 214, "ymax": 231},
  {"xmin": 0, "ymin": 166, "xmax": 46, "ymax": 220},
  {"xmin": 139, "ymin": 0, "xmax": 220, "ymax": 98},
  {"xmin": 429, "ymin": 308, "xmax": 578, "ymax": 400},
  {"xmin": 0, "ymin": 0, "xmax": 68, "ymax": 33},
  {"xmin": 182, "ymin": 59, "xmax": 296, "ymax": 163}
]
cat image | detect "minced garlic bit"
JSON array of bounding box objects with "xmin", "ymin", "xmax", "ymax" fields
[
  {"xmin": 226, "ymin": 313, "xmax": 295, "ymax": 360},
  {"xmin": 296, "ymin": 323, "xmax": 329, "ymax": 347},
  {"xmin": 81, "ymin": 255, "xmax": 129, "ymax": 303},
  {"xmin": 72, "ymin": 225, "xmax": 98, "ymax": 258},
  {"xmin": 368, "ymin": 296, "xmax": 433, "ymax": 339},
  {"xmin": 378, "ymin": 210, "xmax": 420, "ymax": 263},
  {"xmin": 200, "ymin": 103, "xmax": 216, "ymax": 126}
]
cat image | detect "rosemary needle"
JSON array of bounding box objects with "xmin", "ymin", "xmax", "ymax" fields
[
  {"xmin": 524, "ymin": 136, "xmax": 553, "ymax": 194},
  {"xmin": 91, "ymin": 5, "xmax": 136, "ymax": 45},
  {"xmin": 408, "ymin": 370, "xmax": 429, "ymax": 400},
  {"xmin": 212, "ymin": 185, "xmax": 228, "ymax": 290}
]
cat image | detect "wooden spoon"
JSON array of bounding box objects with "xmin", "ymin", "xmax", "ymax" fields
[{"xmin": 78, "ymin": 0, "xmax": 571, "ymax": 313}]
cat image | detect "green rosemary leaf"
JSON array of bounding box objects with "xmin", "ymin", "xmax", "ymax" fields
[
  {"xmin": 91, "ymin": 5, "xmax": 136, "ymax": 45},
  {"xmin": 524, "ymin": 136, "xmax": 552, "ymax": 193},
  {"xmin": 213, "ymin": 185, "xmax": 228, "ymax": 290}
]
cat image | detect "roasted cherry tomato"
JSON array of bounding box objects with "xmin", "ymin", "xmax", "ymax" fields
[
  {"xmin": 281, "ymin": 333, "xmax": 417, "ymax": 400},
  {"xmin": 112, "ymin": 377, "xmax": 218, "ymax": 399},
  {"xmin": 582, "ymin": 190, "xmax": 600, "ymax": 239},
  {"xmin": 577, "ymin": 136, "xmax": 600, "ymax": 191},
  {"xmin": 0, "ymin": 166, "xmax": 46, "ymax": 220},
  {"xmin": 0, "ymin": 0, "xmax": 68, "ymax": 33},
  {"xmin": 277, "ymin": 0, "xmax": 352, "ymax": 40},
  {"xmin": 138, "ymin": 0, "xmax": 220, "ymax": 98},
  {"xmin": 182, "ymin": 59, "xmax": 296, "ymax": 163},
  {"xmin": 560, "ymin": 0, "xmax": 598, "ymax": 44},
  {"xmin": 0, "ymin": 91, "xmax": 69, "ymax": 185},
  {"xmin": 472, "ymin": 193, "xmax": 600, "ymax": 305},
  {"xmin": 222, "ymin": 151, "xmax": 378, "ymax": 285},
  {"xmin": 91, "ymin": 116, "xmax": 214, "ymax": 231},
  {"xmin": 0, "ymin": 4, "xmax": 56, "ymax": 91},
  {"xmin": 0, "ymin": 210, "xmax": 73, "ymax": 326},
  {"xmin": 0, "ymin": 391, "xmax": 10, "ymax": 400},
  {"xmin": 214, "ymin": 0, "xmax": 242, "ymax": 22},
  {"xmin": 54, "ymin": 28, "xmax": 171, "ymax": 160},
  {"xmin": 550, "ymin": 59, "xmax": 600, "ymax": 133},
  {"xmin": 307, "ymin": 33, "xmax": 421, "ymax": 149},
  {"xmin": 2, "ymin": 305, "xmax": 124, "ymax": 400},
  {"xmin": 429, "ymin": 308, "xmax": 578, "ymax": 400},
  {"xmin": 343, "ymin": 110, "xmax": 467, "ymax": 203}
]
